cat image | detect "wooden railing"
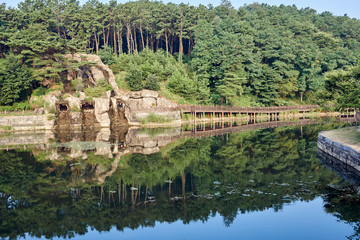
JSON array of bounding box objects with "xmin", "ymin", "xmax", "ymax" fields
[{"xmin": 180, "ymin": 105, "xmax": 319, "ymax": 113}]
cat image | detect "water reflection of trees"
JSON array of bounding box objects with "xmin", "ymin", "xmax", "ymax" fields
[{"xmin": 0, "ymin": 123, "xmax": 359, "ymax": 239}]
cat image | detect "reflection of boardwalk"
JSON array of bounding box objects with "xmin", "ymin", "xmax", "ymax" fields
[
  {"xmin": 0, "ymin": 117, "xmax": 356, "ymax": 150},
  {"xmin": 181, "ymin": 105, "xmax": 319, "ymax": 120},
  {"xmin": 182, "ymin": 117, "xmax": 357, "ymax": 138}
]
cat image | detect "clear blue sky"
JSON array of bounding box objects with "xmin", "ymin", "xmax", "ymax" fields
[{"xmin": 2, "ymin": 0, "xmax": 360, "ymax": 19}]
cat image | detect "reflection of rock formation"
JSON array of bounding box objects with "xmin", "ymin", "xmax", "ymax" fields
[
  {"xmin": 51, "ymin": 127, "xmax": 182, "ymax": 184},
  {"xmin": 125, "ymin": 127, "xmax": 181, "ymax": 154}
]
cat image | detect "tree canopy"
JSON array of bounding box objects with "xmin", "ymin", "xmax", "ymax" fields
[{"xmin": 1, "ymin": 0, "xmax": 360, "ymax": 106}]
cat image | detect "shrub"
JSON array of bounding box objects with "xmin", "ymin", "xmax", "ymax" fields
[
  {"xmin": 49, "ymin": 107, "xmax": 56, "ymax": 114},
  {"xmin": 71, "ymin": 79, "xmax": 84, "ymax": 91},
  {"xmin": 71, "ymin": 104, "xmax": 81, "ymax": 112},
  {"xmin": 32, "ymin": 87, "xmax": 48, "ymax": 96},
  {"xmin": 114, "ymin": 54, "xmax": 131, "ymax": 71},
  {"xmin": 99, "ymin": 45, "xmax": 115, "ymax": 65},
  {"xmin": 0, "ymin": 101, "xmax": 34, "ymax": 111},
  {"xmin": 84, "ymin": 87, "xmax": 104, "ymax": 98},
  {"xmin": 0, "ymin": 54, "xmax": 33, "ymax": 105},
  {"xmin": 84, "ymin": 79, "xmax": 113, "ymax": 98},
  {"xmin": 144, "ymin": 74, "xmax": 160, "ymax": 91},
  {"xmin": 126, "ymin": 66, "xmax": 143, "ymax": 91},
  {"xmin": 97, "ymin": 79, "xmax": 113, "ymax": 91},
  {"xmin": 31, "ymin": 97, "xmax": 45, "ymax": 108}
]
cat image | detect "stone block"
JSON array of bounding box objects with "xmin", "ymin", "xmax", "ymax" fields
[
  {"xmin": 141, "ymin": 89, "xmax": 158, "ymax": 98},
  {"xmin": 130, "ymin": 91, "xmax": 142, "ymax": 99},
  {"xmin": 142, "ymin": 97, "xmax": 157, "ymax": 109}
]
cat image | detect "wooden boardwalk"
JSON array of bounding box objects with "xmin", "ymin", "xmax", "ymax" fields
[{"xmin": 180, "ymin": 105, "xmax": 319, "ymax": 120}]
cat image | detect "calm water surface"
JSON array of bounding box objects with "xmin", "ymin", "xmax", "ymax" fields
[{"xmin": 1, "ymin": 120, "xmax": 360, "ymax": 240}]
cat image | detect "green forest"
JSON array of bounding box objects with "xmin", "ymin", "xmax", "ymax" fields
[{"xmin": 1, "ymin": 0, "xmax": 360, "ymax": 107}]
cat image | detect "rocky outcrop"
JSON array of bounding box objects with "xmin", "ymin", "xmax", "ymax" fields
[
  {"xmin": 63, "ymin": 54, "xmax": 181, "ymax": 126},
  {"xmin": 127, "ymin": 89, "xmax": 180, "ymax": 125},
  {"xmin": 64, "ymin": 54, "xmax": 129, "ymax": 100},
  {"xmin": 94, "ymin": 97, "xmax": 111, "ymax": 128}
]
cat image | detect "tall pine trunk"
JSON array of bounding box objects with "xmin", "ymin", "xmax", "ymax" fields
[
  {"xmin": 188, "ymin": 32, "xmax": 192, "ymax": 57},
  {"xmin": 113, "ymin": 27, "xmax": 117, "ymax": 55},
  {"xmin": 94, "ymin": 31, "xmax": 99, "ymax": 55},
  {"xmin": 170, "ymin": 35, "xmax": 174, "ymax": 54},
  {"xmin": 178, "ymin": 22, "xmax": 183, "ymax": 63},
  {"xmin": 133, "ymin": 27, "xmax": 138, "ymax": 52},
  {"xmin": 130, "ymin": 29, "xmax": 134, "ymax": 54},
  {"xmin": 102, "ymin": 28, "xmax": 106, "ymax": 46},
  {"xmin": 165, "ymin": 31, "xmax": 169, "ymax": 57},
  {"xmin": 117, "ymin": 28, "xmax": 123, "ymax": 54},
  {"xmin": 139, "ymin": 24, "xmax": 145, "ymax": 50},
  {"xmin": 106, "ymin": 25, "xmax": 110, "ymax": 46},
  {"xmin": 126, "ymin": 22, "xmax": 131, "ymax": 54}
]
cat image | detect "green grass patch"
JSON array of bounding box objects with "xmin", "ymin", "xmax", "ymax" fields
[
  {"xmin": 71, "ymin": 104, "xmax": 81, "ymax": 112},
  {"xmin": 138, "ymin": 113, "xmax": 172, "ymax": 124},
  {"xmin": 115, "ymin": 72, "xmax": 131, "ymax": 91},
  {"xmin": 47, "ymin": 114, "xmax": 57, "ymax": 120},
  {"xmin": 31, "ymin": 97, "xmax": 45, "ymax": 108},
  {"xmin": 84, "ymin": 79, "xmax": 113, "ymax": 98},
  {"xmin": 0, "ymin": 125, "xmax": 14, "ymax": 132},
  {"xmin": 323, "ymin": 127, "xmax": 360, "ymax": 146}
]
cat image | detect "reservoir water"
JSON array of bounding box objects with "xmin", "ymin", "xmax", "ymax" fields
[{"xmin": 1, "ymin": 120, "xmax": 359, "ymax": 239}]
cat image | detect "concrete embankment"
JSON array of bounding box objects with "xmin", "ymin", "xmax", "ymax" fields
[
  {"xmin": 318, "ymin": 127, "xmax": 360, "ymax": 172},
  {"xmin": 0, "ymin": 115, "xmax": 55, "ymax": 132}
]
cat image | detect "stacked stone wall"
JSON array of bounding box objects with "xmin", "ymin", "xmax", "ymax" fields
[
  {"xmin": 0, "ymin": 115, "xmax": 54, "ymax": 131},
  {"xmin": 318, "ymin": 132, "xmax": 360, "ymax": 172}
]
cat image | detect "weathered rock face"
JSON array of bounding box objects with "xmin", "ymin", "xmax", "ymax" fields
[
  {"xmin": 94, "ymin": 97, "xmax": 111, "ymax": 128},
  {"xmin": 64, "ymin": 54, "xmax": 129, "ymax": 100},
  {"xmin": 126, "ymin": 89, "xmax": 180, "ymax": 125}
]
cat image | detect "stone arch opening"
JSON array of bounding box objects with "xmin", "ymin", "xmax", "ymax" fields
[
  {"xmin": 82, "ymin": 102, "xmax": 94, "ymax": 110},
  {"xmin": 59, "ymin": 104, "xmax": 68, "ymax": 112}
]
